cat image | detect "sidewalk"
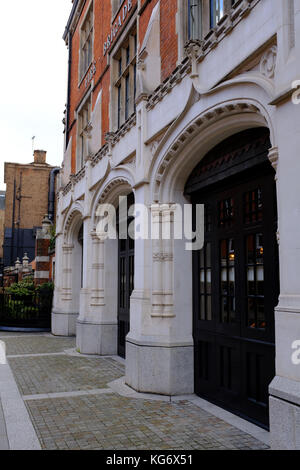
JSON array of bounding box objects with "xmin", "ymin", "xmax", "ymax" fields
[{"xmin": 0, "ymin": 332, "xmax": 270, "ymax": 450}]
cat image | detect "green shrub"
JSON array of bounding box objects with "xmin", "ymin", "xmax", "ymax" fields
[
  {"xmin": 6, "ymin": 277, "xmax": 35, "ymax": 296},
  {"xmin": 2, "ymin": 279, "xmax": 54, "ymax": 321}
]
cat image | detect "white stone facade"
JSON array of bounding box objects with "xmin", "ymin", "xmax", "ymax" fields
[{"xmin": 53, "ymin": 0, "xmax": 300, "ymax": 449}]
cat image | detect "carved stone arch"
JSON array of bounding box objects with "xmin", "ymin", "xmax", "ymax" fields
[
  {"xmin": 150, "ymin": 99, "xmax": 275, "ymax": 203},
  {"xmin": 63, "ymin": 202, "xmax": 84, "ymax": 243},
  {"xmin": 91, "ymin": 175, "xmax": 134, "ymax": 230}
]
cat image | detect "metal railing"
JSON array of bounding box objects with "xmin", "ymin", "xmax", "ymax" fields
[{"xmin": 0, "ymin": 290, "xmax": 53, "ymax": 329}]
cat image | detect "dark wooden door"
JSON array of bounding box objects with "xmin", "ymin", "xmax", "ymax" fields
[
  {"xmin": 187, "ymin": 129, "xmax": 279, "ymax": 428},
  {"xmin": 118, "ymin": 193, "xmax": 135, "ymax": 358}
]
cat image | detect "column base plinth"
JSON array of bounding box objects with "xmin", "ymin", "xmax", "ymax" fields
[
  {"xmin": 269, "ymin": 376, "xmax": 300, "ymax": 450},
  {"xmin": 51, "ymin": 311, "xmax": 78, "ymax": 336},
  {"xmin": 125, "ymin": 336, "xmax": 194, "ymax": 396},
  {"xmin": 76, "ymin": 319, "xmax": 117, "ymax": 355}
]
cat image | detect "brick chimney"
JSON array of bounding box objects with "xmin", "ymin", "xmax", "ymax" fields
[{"xmin": 33, "ymin": 150, "xmax": 47, "ymax": 164}]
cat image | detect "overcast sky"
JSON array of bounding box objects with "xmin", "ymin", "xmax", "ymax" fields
[{"xmin": 0, "ymin": 0, "xmax": 72, "ymax": 190}]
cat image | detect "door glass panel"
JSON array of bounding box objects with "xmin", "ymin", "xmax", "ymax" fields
[
  {"xmin": 244, "ymin": 188, "xmax": 263, "ymax": 224},
  {"xmin": 246, "ymin": 233, "xmax": 265, "ymax": 329},
  {"xmin": 198, "ymin": 242, "xmax": 212, "ymax": 321},
  {"xmin": 129, "ymin": 254, "xmax": 134, "ymax": 296},
  {"xmin": 206, "ymin": 269, "xmax": 211, "ymax": 294},
  {"xmin": 200, "ymin": 270, "xmax": 205, "ymax": 294},
  {"xmin": 120, "ymin": 256, "xmax": 126, "ymax": 309},
  {"xmin": 219, "ymin": 198, "xmax": 234, "ymax": 227},
  {"xmin": 220, "ymin": 239, "xmax": 236, "ymax": 323},
  {"xmin": 200, "ymin": 296, "xmax": 205, "ymax": 320}
]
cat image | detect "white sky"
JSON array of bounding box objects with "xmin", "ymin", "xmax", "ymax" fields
[{"xmin": 0, "ymin": 0, "xmax": 73, "ymax": 190}]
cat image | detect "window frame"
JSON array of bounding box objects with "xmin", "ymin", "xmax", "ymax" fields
[
  {"xmin": 188, "ymin": 0, "xmax": 202, "ymax": 40},
  {"xmin": 210, "ymin": 0, "xmax": 233, "ymax": 29},
  {"xmin": 113, "ymin": 28, "xmax": 137, "ymax": 130},
  {"xmin": 76, "ymin": 93, "xmax": 92, "ymax": 172},
  {"xmin": 79, "ymin": 1, "xmax": 94, "ymax": 84}
]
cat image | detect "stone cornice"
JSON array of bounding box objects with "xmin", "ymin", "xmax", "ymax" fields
[{"xmin": 63, "ymin": 0, "xmax": 86, "ymax": 43}]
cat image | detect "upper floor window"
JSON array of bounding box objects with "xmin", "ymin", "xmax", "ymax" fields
[
  {"xmin": 113, "ymin": 29, "xmax": 137, "ymax": 130},
  {"xmin": 77, "ymin": 95, "xmax": 91, "ymax": 171},
  {"xmin": 79, "ymin": 3, "xmax": 94, "ymax": 81},
  {"xmin": 210, "ymin": 0, "xmax": 232, "ymax": 28},
  {"xmin": 188, "ymin": 0, "xmax": 202, "ymax": 40}
]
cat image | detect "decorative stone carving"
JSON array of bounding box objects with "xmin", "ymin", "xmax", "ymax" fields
[
  {"xmin": 96, "ymin": 177, "xmax": 131, "ymax": 205},
  {"xmin": 153, "ymin": 252, "xmax": 164, "ymax": 262},
  {"xmin": 154, "ymin": 101, "xmax": 260, "ymax": 196},
  {"xmin": 268, "ymin": 146, "xmax": 279, "ymax": 171},
  {"xmin": 91, "ymin": 144, "xmax": 109, "ymax": 167},
  {"xmin": 260, "ymin": 46, "xmax": 277, "ymax": 79},
  {"xmin": 184, "ymin": 40, "xmax": 203, "ymax": 78}
]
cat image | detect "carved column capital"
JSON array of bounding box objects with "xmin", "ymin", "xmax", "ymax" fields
[{"xmin": 268, "ymin": 146, "xmax": 279, "ymax": 171}]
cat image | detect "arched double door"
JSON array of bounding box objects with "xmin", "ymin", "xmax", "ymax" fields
[
  {"xmin": 117, "ymin": 193, "xmax": 135, "ymax": 358},
  {"xmin": 185, "ymin": 128, "xmax": 279, "ymax": 428}
]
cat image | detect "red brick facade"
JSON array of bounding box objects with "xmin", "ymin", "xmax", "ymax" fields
[{"xmin": 64, "ymin": 0, "xmax": 179, "ymax": 171}]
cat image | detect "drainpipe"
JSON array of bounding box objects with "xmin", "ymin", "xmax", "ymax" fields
[
  {"xmin": 10, "ymin": 179, "xmax": 16, "ymax": 265},
  {"xmin": 48, "ymin": 168, "xmax": 60, "ymax": 222},
  {"xmin": 66, "ymin": 31, "xmax": 72, "ymax": 149}
]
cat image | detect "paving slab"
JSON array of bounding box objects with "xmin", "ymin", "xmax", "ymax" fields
[
  {"xmin": 0, "ymin": 332, "xmax": 270, "ymax": 450},
  {"xmin": 0, "ymin": 363, "xmax": 40, "ymax": 450},
  {"xmin": 2, "ymin": 335, "xmax": 76, "ymax": 356},
  {"xmin": 8, "ymin": 355, "xmax": 125, "ymax": 395},
  {"xmin": 24, "ymin": 393, "xmax": 269, "ymax": 450}
]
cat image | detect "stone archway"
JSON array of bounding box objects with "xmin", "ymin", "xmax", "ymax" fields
[
  {"xmin": 150, "ymin": 101, "xmax": 276, "ymax": 204},
  {"xmin": 52, "ymin": 207, "xmax": 84, "ymax": 337},
  {"xmin": 76, "ymin": 175, "xmax": 135, "ymax": 356},
  {"xmin": 125, "ymin": 98, "xmax": 278, "ymax": 398}
]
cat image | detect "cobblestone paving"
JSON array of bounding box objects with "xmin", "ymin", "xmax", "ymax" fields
[
  {"xmin": 8, "ymin": 355, "xmax": 124, "ymax": 395},
  {"xmin": 2, "ymin": 334, "xmax": 76, "ymax": 355},
  {"xmin": 1, "ymin": 332, "xmax": 269, "ymax": 450},
  {"xmin": 25, "ymin": 393, "xmax": 269, "ymax": 450}
]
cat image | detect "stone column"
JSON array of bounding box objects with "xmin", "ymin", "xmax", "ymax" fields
[
  {"xmin": 161, "ymin": 204, "xmax": 175, "ymax": 318},
  {"xmin": 76, "ymin": 227, "xmax": 118, "ymax": 355},
  {"xmin": 269, "ymin": 96, "xmax": 300, "ymax": 449},
  {"xmin": 151, "ymin": 204, "xmax": 163, "ymax": 317},
  {"xmin": 90, "ymin": 231, "xmax": 105, "ymax": 313},
  {"xmin": 77, "ymin": 216, "xmax": 92, "ymax": 325},
  {"xmin": 126, "ymin": 189, "xmax": 194, "ymax": 396},
  {"xmin": 51, "ymin": 243, "xmax": 77, "ymax": 336}
]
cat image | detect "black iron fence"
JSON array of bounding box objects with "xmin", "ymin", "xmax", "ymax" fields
[{"xmin": 0, "ymin": 289, "xmax": 53, "ymax": 329}]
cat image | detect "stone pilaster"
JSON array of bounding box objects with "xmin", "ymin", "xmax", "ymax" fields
[
  {"xmin": 269, "ymin": 99, "xmax": 300, "ymax": 449},
  {"xmin": 76, "ymin": 229, "xmax": 117, "ymax": 355},
  {"xmin": 126, "ymin": 193, "xmax": 193, "ymax": 396},
  {"xmin": 52, "ymin": 243, "xmax": 77, "ymax": 336}
]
